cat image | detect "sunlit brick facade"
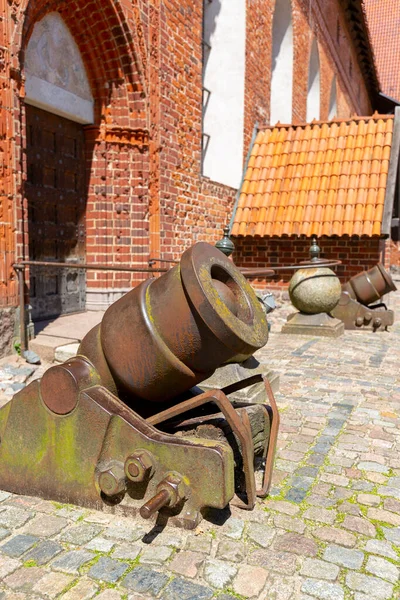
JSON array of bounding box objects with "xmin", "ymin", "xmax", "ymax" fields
[{"xmin": 0, "ymin": 0, "xmax": 380, "ymax": 355}]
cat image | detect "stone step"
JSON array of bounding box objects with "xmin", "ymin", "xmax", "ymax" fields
[{"xmin": 29, "ymin": 335, "xmax": 79, "ymax": 363}]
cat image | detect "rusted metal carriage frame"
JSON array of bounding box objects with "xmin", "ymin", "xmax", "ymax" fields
[{"xmin": 6, "ymin": 244, "xmax": 283, "ymax": 528}]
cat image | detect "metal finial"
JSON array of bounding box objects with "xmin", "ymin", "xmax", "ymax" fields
[
  {"xmin": 309, "ymin": 236, "xmax": 321, "ymax": 262},
  {"xmin": 215, "ymin": 226, "xmax": 235, "ymax": 257}
]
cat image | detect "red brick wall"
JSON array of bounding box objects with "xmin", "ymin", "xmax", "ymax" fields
[
  {"xmin": 232, "ymin": 236, "xmax": 385, "ymax": 292},
  {"xmin": 0, "ymin": 0, "xmax": 377, "ymax": 317},
  {"xmin": 386, "ymin": 239, "xmax": 400, "ymax": 269}
]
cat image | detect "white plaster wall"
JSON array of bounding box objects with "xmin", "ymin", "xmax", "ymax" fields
[
  {"xmin": 270, "ymin": 0, "xmax": 293, "ymax": 125},
  {"xmin": 307, "ymin": 38, "xmax": 321, "ymax": 122},
  {"xmin": 329, "ymin": 76, "xmax": 338, "ymax": 119},
  {"xmin": 202, "ymin": 0, "xmax": 246, "ymax": 189},
  {"xmin": 25, "ymin": 12, "xmax": 94, "ymax": 124}
]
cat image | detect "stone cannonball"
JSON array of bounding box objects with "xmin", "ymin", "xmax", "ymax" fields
[{"xmin": 289, "ymin": 267, "xmax": 342, "ymax": 315}]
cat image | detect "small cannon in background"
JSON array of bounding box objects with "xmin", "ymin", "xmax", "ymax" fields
[
  {"xmin": 0, "ymin": 243, "xmax": 278, "ymax": 529},
  {"xmin": 331, "ymin": 264, "xmax": 397, "ymax": 331}
]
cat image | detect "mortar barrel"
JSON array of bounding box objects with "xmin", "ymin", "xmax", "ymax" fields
[
  {"xmin": 80, "ymin": 242, "xmax": 269, "ymax": 405},
  {"xmin": 343, "ymin": 263, "xmax": 397, "ymax": 306}
]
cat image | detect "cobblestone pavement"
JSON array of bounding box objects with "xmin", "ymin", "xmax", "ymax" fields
[{"xmin": 0, "ymin": 288, "xmax": 400, "ymax": 599}]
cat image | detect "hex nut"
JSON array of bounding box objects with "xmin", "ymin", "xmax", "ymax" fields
[
  {"xmin": 125, "ymin": 450, "xmax": 154, "ymax": 482},
  {"xmin": 98, "ymin": 462, "xmax": 126, "ymax": 496},
  {"xmin": 157, "ymin": 472, "xmax": 186, "ymax": 508}
]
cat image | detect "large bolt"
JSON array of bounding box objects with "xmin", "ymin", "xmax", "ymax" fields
[
  {"xmin": 140, "ymin": 488, "xmax": 172, "ymax": 519},
  {"xmin": 139, "ymin": 472, "xmax": 186, "ymax": 520},
  {"xmin": 125, "ymin": 450, "xmax": 154, "ymax": 482},
  {"xmin": 98, "ymin": 463, "xmax": 126, "ymax": 496}
]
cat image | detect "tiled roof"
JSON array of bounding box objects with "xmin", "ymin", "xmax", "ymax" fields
[
  {"xmin": 364, "ymin": 0, "xmax": 400, "ymax": 103},
  {"xmin": 231, "ymin": 115, "xmax": 394, "ymax": 238}
]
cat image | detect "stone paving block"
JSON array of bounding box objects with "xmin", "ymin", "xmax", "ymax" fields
[
  {"xmin": 111, "ymin": 542, "xmax": 141, "ymax": 561},
  {"xmin": 85, "ymin": 536, "xmax": 115, "ymax": 553},
  {"xmin": 52, "ymin": 549, "xmax": 94, "ymax": 574},
  {"xmin": 300, "ymin": 558, "xmax": 340, "ymax": 581},
  {"xmin": 216, "ymin": 538, "xmax": 245, "ymax": 562},
  {"xmin": 357, "ymin": 461, "xmax": 389, "ymax": 473},
  {"xmin": 346, "ymin": 572, "xmax": 394, "ymax": 599},
  {"xmin": 97, "ymin": 591, "xmax": 123, "ymax": 600},
  {"xmin": 203, "ymin": 558, "xmax": 237, "ymax": 588},
  {"xmin": 274, "ymin": 514, "xmax": 306, "ymax": 534},
  {"xmin": 0, "ymin": 534, "xmax": 38, "ymax": 557},
  {"xmin": 312, "ymin": 526, "xmax": 356, "ymax": 548},
  {"xmin": 0, "ymin": 491, "xmax": 11, "ymax": 502},
  {"xmin": 383, "ymin": 496, "xmax": 400, "ymax": 513},
  {"xmin": 364, "ymin": 539, "xmax": 398, "ymax": 560},
  {"xmin": 185, "ymin": 534, "xmax": 212, "ymax": 554},
  {"xmin": 285, "ymin": 488, "xmax": 308, "ymax": 503},
  {"xmin": 248, "ymin": 548, "xmax": 298, "ymax": 575},
  {"xmin": 150, "ymin": 528, "xmax": 187, "ymax": 548},
  {"xmin": 320, "ymin": 473, "xmax": 349, "ymax": 487},
  {"xmin": 233, "ymin": 565, "xmax": 268, "ymax": 598},
  {"xmin": 89, "ymin": 556, "xmax": 129, "ymax": 583},
  {"xmin": 247, "ymin": 522, "xmax": 275, "ymax": 547},
  {"xmin": 301, "ymin": 579, "xmax": 344, "ymax": 600},
  {"xmin": 24, "ymin": 514, "xmax": 69, "ymax": 538},
  {"xmin": 265, "ymin": 500, "xmax": 300, "ymax": 515},
  {"xmin": 162, "ymin": 578, "xmax": 214, "ymax": 600},
  {"xmin": 367, "ymin": 507, "xmax": 400, "ymax": 526},
  {"xmin": 366, "ymin": 555, "xmax": 399, "ymax": 583},
  {"xmin": 290, "ymin": 475, "xmax": 314, "ymax": 491},
  {"xmin": 140, "ymin": 545, "xmax": 173, "ymax": 564},
  {"xmin": 0, "ymin": 527, "xmax": 10, "ymax": 541},
  {"xmin": 332, "ymin": 487, "xmax": 354, "ymax": 501},
  {"xmin": 342, "ymin": 515, "xmax": 376, "ymax": 537},
  {"xmin": 357, "ymin": 493, "xmax": 380, "ymax": 506},
  {"xmin": 307, "ymin": 494, "xmax": 336, "ymax": 508},
  {"xmin": 0, "ymin": 508, "xmax": 34, "ymax": 529},
  {"xmin": 0, "ymin": 555, "xmax": 21, "ymax": 578},
  {"xmin": 24, "ymin": 540, "xmax": 63, "ymax": 566},
  {"xmin": 122, "ymin": 566, "xmax": 169, "ymax": 596},
  {"xmin": 352, "ymin": 480, "xmax": 374, "ymax": 492},
  {"xmin": 32, "ymin": 571, "xmax": 73, "ymax": 598},
  {"xmin": 55, "ymin": 508, "xmax": 85, "ymax": 522},
  {"xmin": 221, "ymin": 517, "xmax": 244, "ymax": 540},
  {"xmin": 4, "ymin": 566, "xmax": 46, "ymax": 592},
  {"xmin": 273, "ymin": 532, "xmax": 318, "ymax": 556},
  {"xmin": 303, "ymin": 507, "xmax": 336, "ymax": 524},
  {"xmin": 103, "ymin": 523, "xmax": 145, "ymax": 543},
  {"xmin": 382, "ymin": 526, "xmax": 400, "ymax": 544},
  {"xmin": 59, "ymin": 524, "xmax": 103, "ymax": 545},
  {"xmin": 340, "ymin": 501, "xmax": 362, "ymax": 516},
  {"xmin": 59, "ymin": 577, "xmax": 98, "ymax": 600},
  {"xmin": 323, "ymin": 544, "xmax": 364, "ymax": 569},
  {"xmin": 169, "ymin": 551, "xmax": 204, "ymax": 578}
]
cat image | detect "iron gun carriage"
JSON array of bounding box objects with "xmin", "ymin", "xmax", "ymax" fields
[{"xmin": 0, "ymin": 243, "xmax": 278, "ymax": 529}]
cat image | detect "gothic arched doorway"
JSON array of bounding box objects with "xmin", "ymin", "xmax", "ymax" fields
[{"xmin": 24, "ymin": 12, "xmax": 94, "ymax": 320}]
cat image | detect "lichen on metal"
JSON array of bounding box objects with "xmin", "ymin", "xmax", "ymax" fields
[{"xmin": 0, "ymin": 242, "xmax": 278, "ymax": 529}]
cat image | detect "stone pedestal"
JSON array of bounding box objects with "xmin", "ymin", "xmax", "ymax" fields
[
  {"xmin": 198, "ymin": 356, "xmax": 279, "ymax": 402},
  {"xmin": 282, "ymin": 311, "xmax": 344, "ymax": 337}
]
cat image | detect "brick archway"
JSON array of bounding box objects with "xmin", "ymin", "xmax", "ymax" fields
[{"xmin": 9, "ymin": 0, "xmax": 151, "ymax": 314}]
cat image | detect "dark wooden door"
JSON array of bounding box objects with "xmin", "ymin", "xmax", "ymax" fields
[{"xmin": 25, "ymin": 105, "xmax": 86, "ymax": 321}]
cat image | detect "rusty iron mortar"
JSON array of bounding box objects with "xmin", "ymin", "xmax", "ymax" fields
[{"xmin": 0, "ymin": 243, "xmax": 279, "ymax": 529}]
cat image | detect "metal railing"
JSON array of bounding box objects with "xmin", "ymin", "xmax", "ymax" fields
[
  {"xmin": 13, "ymin": 260, "xmax": 171, "ymax": 354},
  {"xmin": 13, "ymin": 257, "xmax": 342, "ymax": 355}
]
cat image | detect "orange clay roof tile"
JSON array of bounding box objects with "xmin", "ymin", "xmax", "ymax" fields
[{"xmin": 232, "ymin": 115, "xmax": 394, "ymax": 238}]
